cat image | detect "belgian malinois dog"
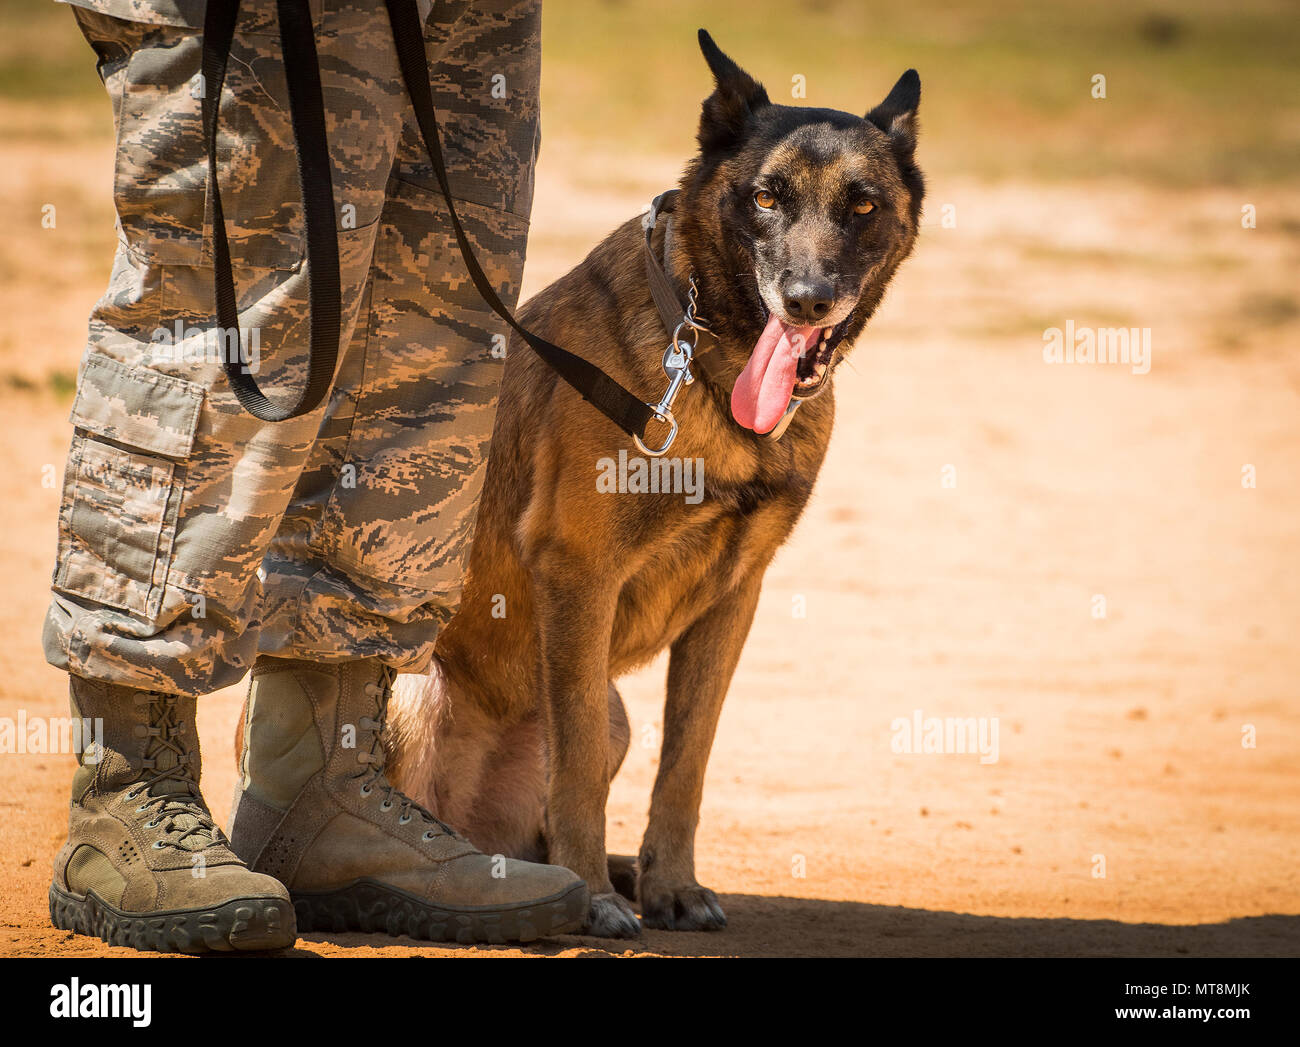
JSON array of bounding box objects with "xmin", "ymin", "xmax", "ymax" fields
[{"xmin": 386, "ymin": 30, "xmax": 924, "ymax": 938}]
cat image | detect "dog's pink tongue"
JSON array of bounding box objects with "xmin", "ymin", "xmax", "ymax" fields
[{"xmin": 731, "ymin": 313, "xmax": 819, "ymax": 434}]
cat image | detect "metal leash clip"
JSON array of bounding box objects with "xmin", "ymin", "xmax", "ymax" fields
[
  {"xmin": 633, "ymin": 335, "xmax": 693, "ymax": 457},
  {"xmin": 633, "ymin": 275, "xmax": 710, "ymax": 457}
]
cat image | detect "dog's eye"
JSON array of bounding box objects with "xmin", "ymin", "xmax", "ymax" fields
[
  {"xmin": 754, "ymin": 190, "xmax": 776, "ymax": 210},
  {"xmin": 853, "ymin": 199, "xmax": 876, "ymax": 215}
]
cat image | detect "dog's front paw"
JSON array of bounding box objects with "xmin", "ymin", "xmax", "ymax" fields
[
  {"xmin": 583, "ymin": 891, "xmax": 642, "ymax": 938},
  {"xmin": 639, "ymin": 881, "xmax": 727, "ymax": 931}
]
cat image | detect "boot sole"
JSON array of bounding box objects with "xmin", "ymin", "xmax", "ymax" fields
[
  {"xmin": 290, "ymin": 877, "xmax": 589, "ymax": 944},
  {"xmin": 49, "ymin": 882, "xmax": 297, "ymax": 954}
]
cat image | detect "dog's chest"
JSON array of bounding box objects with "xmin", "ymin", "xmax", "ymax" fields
[{"xmin": 607, "ymin": 462, "xmax": 811, "ymax": 670}]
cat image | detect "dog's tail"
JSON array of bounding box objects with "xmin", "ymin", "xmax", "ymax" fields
[{"xmin": 385, "ymin": 657, "xmax": 450, "ymax": 813}]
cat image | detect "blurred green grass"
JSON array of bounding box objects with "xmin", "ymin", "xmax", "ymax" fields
[
  {"xmin": 3, "ymin": 0, "xmax": 1297, "ymax": 183},
  {"xmin": 0, "ymin": 0, "xmax": 103, "ymax": 101},
  {"xmin": 539, "ymin": 0, "xmax": 1300, "ymax": 184}
]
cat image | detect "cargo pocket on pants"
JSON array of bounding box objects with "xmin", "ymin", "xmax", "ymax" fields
[{"xmin": 53, "ymin": 354, "xmax": 205, "ymax": 620}]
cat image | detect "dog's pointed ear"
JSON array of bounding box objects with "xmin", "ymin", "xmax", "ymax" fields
[
  {"xmin": 697, "ymin": 29, "xmax": 770, "ymax": 153},
  {"xmin": 866, "ymin": 69, "xmax": 920, "ymax": 157}
]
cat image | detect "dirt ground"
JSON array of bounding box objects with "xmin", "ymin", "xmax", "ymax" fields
[{"xmin": 1, "ymin": 128, "xmax": 1298, "ymax": 957}]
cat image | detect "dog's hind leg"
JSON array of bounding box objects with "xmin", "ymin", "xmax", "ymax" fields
[
  {"xmin": 607, "ymin": 680, "xmax": 630, "ymax": 780},
  {"xmin": 604, "ymin": 682, "xmax": 636, "ymax": 899},
  {"xmin": 388, "ymin": 666, "xmax": 550, "ymax": 860},
  {"xmin": 457, "ymin": 711, "xmax": 549, "ymax": 860},
  {"xmin": 607, "ymin": 854, "xmax": 639, "ymax": 901},
  {"xmin": 603, "ymin": 680, "xmax": 640, "ymax": 900}
]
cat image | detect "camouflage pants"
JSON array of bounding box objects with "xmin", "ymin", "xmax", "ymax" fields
[{"xmin": 44, "ymin": 0, "xmax": 540, "ymax": 696}]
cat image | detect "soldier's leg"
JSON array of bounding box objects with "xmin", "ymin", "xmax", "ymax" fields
[
  {"xmin": 45, "ymin": 3, "xmax": 407, "ymax": 952},
  {"xmin": 44, "ymin": 4, "xmax": 407, "ymax": 697},
  {"xmin": 258, "ymin": 0, "xmax": 542, "ymax": 670},
  {"xmin": 231, "ymin": 1, "xmax": 590, "ymax": 942}
]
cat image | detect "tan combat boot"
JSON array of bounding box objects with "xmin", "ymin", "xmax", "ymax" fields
[
  {"xmin": 229, "ymin": 658, "xmax": 587, "ymax": 943},
  {"xmin": 49, "ymin": 676, "xmax": 296, "ymax": 953}
]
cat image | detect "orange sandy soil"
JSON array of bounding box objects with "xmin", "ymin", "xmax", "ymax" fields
[{"xmin": 1, "ymin": 141, "xmax": 1298, "ymax": 957}]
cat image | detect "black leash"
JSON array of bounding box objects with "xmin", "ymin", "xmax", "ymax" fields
[
  {"xmin": 201, "ymin": 0, "xmax": 656, "ymax": 441},
  {"xmin": 383, "ymin": 0, "xmax": 655, "ymax": 440},
  {"xmin": 202, "ymin": 0, "xmax": 340, "ymax": 422}
]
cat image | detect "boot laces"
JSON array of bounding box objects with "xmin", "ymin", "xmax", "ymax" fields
[
  {"xmin": 352, "ymin": 665, "xmax": 460, "ymax": 839},
  {"xmin": 127, "ymin": 692, "xmax": 222, "ymax": 852}
]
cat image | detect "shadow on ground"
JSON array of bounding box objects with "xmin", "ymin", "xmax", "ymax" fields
[{"xmin": 279, "ymin": 895, "xmax": 1300, "ymax": 958}]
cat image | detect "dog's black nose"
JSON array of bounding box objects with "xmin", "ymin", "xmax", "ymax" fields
[{"xmin": 783, "ymin": 281, "xmax": 834, "ymax": 323}]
